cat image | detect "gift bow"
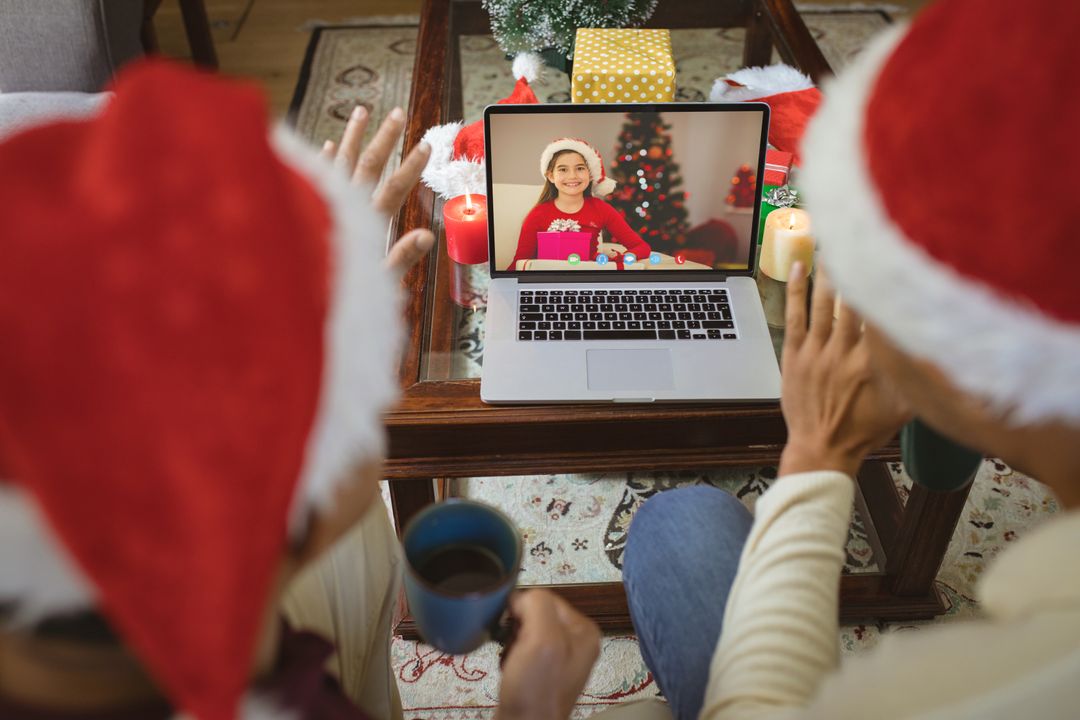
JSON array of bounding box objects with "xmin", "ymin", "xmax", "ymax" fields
[{"xmin": 763, "ymin": 185, "xmax": 800, "ymax": 207}]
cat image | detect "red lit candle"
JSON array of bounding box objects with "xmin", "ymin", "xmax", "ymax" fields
[{"xmin": 443, "ymin": 193, "xmax": 488, "ymax": 265}]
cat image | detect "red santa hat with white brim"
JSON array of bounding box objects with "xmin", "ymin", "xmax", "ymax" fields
[
  {"xmin": 421, "ymin": 52, "xmax": 543, "ymax": 199},
  {"xmin": 710, "ymin": 63, "xmax": 821, "ymax": 164},
  {"xmin": 0, "ymin": 60, "xmax": 403, "ymax": 719},
  {"xmin": 539, "ymin": 137, "xmax": 617, "ymax": 198},
  {"xmin": 801, "ymin": 0, "xmax": 1080, "ymax": 425}
]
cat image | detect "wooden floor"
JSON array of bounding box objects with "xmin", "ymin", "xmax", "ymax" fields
[
  {"xmin": 153, "ymin": 0, "xmax": 421, "ymax": 116},
  {"xmin": 151, "ymin": 0, "xmax": 927, "ymax": 118}
]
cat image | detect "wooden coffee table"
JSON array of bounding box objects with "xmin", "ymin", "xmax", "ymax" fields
[{"xmin": 387, "ymin": 0, "xmax": 972, "ymax": 636}]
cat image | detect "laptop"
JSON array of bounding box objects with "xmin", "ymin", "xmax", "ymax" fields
[{"xmin": 480, "ymin": 102, "xmax": 781, "ymax": 403}]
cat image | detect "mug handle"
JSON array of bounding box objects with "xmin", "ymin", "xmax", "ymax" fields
[{"xmin": 492, "ymin": 609, "xmax": 520, "ymax": 668}]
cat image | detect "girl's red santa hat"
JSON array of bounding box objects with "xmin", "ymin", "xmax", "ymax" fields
[
  {"xmin": 421, "ymin": 52, "xmax": 542, "ymax": 198},
  {"xmin": 0, "ymin": 61, "xmax": 403, "ymax": 719},
  {"xmin": 801, "ymin": 0, "xmax": 1080, "ymax": 425},
  {"xmin": 538, "ymin": 137, "xmax": 616, "ymax": 198}
]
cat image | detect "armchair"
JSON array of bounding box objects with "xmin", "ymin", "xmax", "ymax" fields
[{"xmin": 0, "ymin": 0, "xmax": 216, "ymax": 94}]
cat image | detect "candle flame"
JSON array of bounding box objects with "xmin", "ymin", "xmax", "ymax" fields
[
  {"xmin": 788, "ymin": 213, "xmax": 797, "ymax": 230},
  {"xmin": 465, "ymin": 191, "xmax": 473, "ymax": 213}
]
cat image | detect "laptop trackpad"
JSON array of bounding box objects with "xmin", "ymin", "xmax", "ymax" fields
[{"xmin": 586, "ymin": 349, "xmax": 675, "ymax": 392}]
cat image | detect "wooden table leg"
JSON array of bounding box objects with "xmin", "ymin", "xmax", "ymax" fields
[
  {"xmin": 744, "ymin": 6, "xmax": 775, "ymax": 67},
  {"xmin": 887, "ymin": 479, "xmax": 973, "ymax": 596},
  {"xmin": 141, "ymin": 0, "xmax": 165, "ymax": 53},
  {"xmin": 388, "ymin": 477, "xmax": 437, "ymax": 539},
  {"xmin": 390, "ymin": 477, "xmax": 436, "ymax": 631},
  {"xmin": 178, "ymin": 0, "xmax": 218, "ymax": 69}
]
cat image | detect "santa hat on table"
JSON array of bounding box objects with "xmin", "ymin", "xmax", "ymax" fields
[
  {"xmin": 710, "ymin": 63, "xmax": 822, "ymax": 164},
  {"xmin": 538, "ymin": 137, "xmax": 617, "ymax": 197},
  {"xmin": 802, "ymin": 0, "xmax": 1080, "ymax": 425},
  {"xmin": 0, "ymin": 61, "xmax": 402, "ymax": 719},
  {"xmin": 421, "ymin": 52, "xmax": 542, "ymax": 199}
]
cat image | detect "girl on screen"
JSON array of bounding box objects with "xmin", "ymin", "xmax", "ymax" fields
[{"xmin": 507, "ymin": 138, "xmax": 652, "ymax": 270}]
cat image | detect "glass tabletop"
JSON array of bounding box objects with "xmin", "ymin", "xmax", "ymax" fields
[
  {"xmin": 418, "ymin": 15, "xmax": 892, "ymax": 381},
  {"xmin": 403, "ymin": 12, "xmax": 901, "ymax": 585}
]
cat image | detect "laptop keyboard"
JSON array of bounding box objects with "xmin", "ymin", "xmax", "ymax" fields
[{"xmin": 517, "ymin": 288, "xmax": 737, "ymax": 341}]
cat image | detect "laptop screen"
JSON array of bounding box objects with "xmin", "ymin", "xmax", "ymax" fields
[{"xmin": 485, "ymin": 103, "xmax": 769, "ymax": 276}]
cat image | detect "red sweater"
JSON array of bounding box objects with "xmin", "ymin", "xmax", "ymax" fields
[{"xmin": 508, "ymin": 197, "xmax": 652, "ymax": 270}]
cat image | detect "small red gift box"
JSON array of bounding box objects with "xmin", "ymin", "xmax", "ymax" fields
[
  {"xmin": 763, "ymin": 149, "xmax": 794, "ymax": 186},
  {"xmin": 537, "ymin": 231, "xmax": 591, "ymax": 261}
]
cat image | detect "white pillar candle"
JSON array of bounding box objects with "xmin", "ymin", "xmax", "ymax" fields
[{"xmin": 759, "ymin": 208, "xmax": 813, "ymax": 281}]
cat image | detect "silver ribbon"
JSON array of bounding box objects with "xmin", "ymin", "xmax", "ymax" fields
[{"xmin": 763, "ymin": 185, "xmax": 800, "ymax": 207}]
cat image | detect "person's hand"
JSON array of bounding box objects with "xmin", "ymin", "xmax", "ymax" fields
[
  {"xmin": 496, "ymin": 589, "xmax": 601, "ymax": 720},
  {"xmin": 779, "ymin": 263, "xmax": 912, "ymax": 478},
  {"xmin": 320, "ymin": 105, "xmax": 434, "ymax": 278}
]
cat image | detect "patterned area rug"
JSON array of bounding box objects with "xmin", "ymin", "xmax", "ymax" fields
[
  {"xmin": 389, "ymin": 460, "xmax": 1059, "ymax": 717},
  {"xmin": 290, "ymin": 9, "xmax": 1062, "ymax": 719}
]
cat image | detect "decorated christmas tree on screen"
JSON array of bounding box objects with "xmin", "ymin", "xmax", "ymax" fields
[{"xmin": 608, "ymin": 113, "xmax": 690, "ymax": 256}]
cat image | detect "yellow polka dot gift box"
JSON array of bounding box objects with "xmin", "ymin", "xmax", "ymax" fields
[{"xmin": 571, "ymin": 28, "xmax": 676, "ymax": 103}]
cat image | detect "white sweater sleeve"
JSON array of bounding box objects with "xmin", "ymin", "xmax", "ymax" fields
[{"xmin": 701, "ymin": 471, "xmax": 855, "ymax": 720}]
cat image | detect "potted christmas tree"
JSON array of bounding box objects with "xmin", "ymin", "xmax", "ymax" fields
[
  {"xmin": 483, "ymin": 0, "xmax": 659, "ymax": 73},
  {"xmin": 725, "ymin": 164, "xmax": 757, "ymax": 214}
]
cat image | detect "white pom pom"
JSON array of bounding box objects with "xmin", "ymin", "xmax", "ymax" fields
[
  {"xmin": 426, "ymin": 159, "xmax": 486, "ymax": 200},
  {"xmin": 594, "ymin": 177, "xmax": 617, "ymax": 198},
  {"xmin": 418, "ymin": 122, "xmax": 487, "ymax": 199},
  {"xmin": 421, "ymin": 121, "xmax": 464, "ymax": 165},
  {"xmin": 709, "ymin": 63, "xmax": 814, "ymax": 102},
  {"xmin": 512, "ymin": 52, "xmax": 545, "ymax": 83}
]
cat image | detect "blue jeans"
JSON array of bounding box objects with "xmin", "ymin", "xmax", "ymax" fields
[{"xmin": 623, "ymin": 486, "xmax": 754, "ymax": 720}]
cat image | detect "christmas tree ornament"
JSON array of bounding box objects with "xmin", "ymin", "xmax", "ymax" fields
[
  {"xmin": 710, "ymin": 64, "xmax": 821, "ymax": 164},
  {"xmin": 802, "ymin": 0, "xmax": 1080, "ymax": 424},
  {"xmin": 0, "ymin": 61, "xmax": 402, "ymax": 720},
  {"xmin": 482, "ymin": 0, "xmax": 658, "ymax": 63},
  {"xmin": 608, "ymin": 113, "xmax": 689, "ymax": 256},
  {"xmin": 572, "ymin": 28, "xmax": 676, "ymax": 103},
  {"xmin": 420, "ymin": 52, "xmax": 542, "ymax": 199}
]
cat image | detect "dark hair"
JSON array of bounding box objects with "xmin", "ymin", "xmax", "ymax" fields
[{"xmin": 536, "ymin": 149, "xmax": 592, "ymax": 205}]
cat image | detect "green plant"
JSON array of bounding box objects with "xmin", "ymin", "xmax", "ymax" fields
[{"xmin": 483, "ymin": 0, "xmax": 659, "ymax": 58}]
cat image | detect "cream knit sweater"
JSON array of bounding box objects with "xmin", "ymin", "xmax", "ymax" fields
[{"xmin": 701, "ymin": 471, "xmax": 1080, "ymax": 720}]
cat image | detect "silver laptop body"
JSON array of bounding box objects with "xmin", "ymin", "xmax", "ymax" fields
[{"xmin": 480, "ymin": 102, "xmax": 781, "ymax": 403}]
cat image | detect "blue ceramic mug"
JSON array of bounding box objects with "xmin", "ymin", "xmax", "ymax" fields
[{"xmin": 402, "ymin": 499, "xmax": 522, "ymax": 654}]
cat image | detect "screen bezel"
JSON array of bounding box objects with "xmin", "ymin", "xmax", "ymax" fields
[{"xmin": 483, "ymin": 101, "xmax": 771, "ymax": 279}]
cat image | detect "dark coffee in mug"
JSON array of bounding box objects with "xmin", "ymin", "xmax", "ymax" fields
[
  {"xmin": 417, "ymin": 543, "xmax": 506, "ymax": 594},
  {"xmin": 402, "ymin": 499, "xmax": 521, "ymax": 654}
]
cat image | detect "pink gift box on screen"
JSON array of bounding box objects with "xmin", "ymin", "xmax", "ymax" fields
[{"xmin": 537, "ymin": 231, "xmax": 592, "ymax": 261}]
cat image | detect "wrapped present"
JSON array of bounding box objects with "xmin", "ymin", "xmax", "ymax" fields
[
  {"xmin": 537, "ymin": 231, "xmax": 592, "ymax": 260},
  {"xmin": 763, "ymin": 149, "xmax": 794, "ymax": 186},
  {"xmin": 571, "ymin": 28, "xmax": 675, "ymax": 103}
]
